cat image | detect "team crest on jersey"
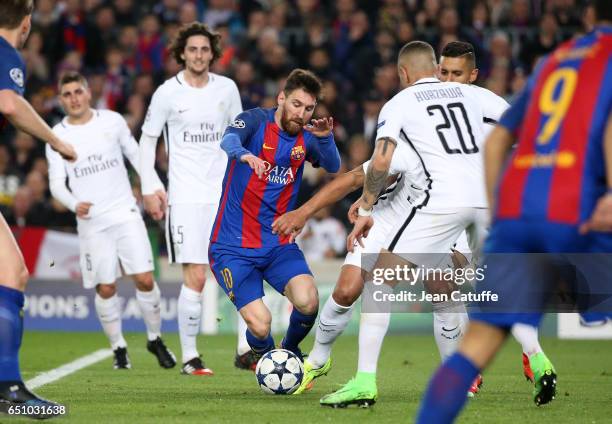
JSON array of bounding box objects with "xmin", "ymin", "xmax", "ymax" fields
[
  {"xmin": 9, "ymin": 68, "xmax": 24, "ymax": 87},
  {"xmin": 229, "ymin": 119, "xmax": 245, "ymax": 129},
  {"xmin": 290, "ymin": 145, "xmax": 305, "ymax": 161}
]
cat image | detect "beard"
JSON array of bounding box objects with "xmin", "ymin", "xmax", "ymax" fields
[{"xmin": 280, "ymin": 110, "xmax": 303, "ymax": 136}]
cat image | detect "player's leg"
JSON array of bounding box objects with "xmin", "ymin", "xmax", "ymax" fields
[
  {"xmin": 416, "ymin": 321, "xmax": 509, "ymax": 423},
  {"xmin": 234, "ymin": 312, "xmax": 257, "ymax": 370},
  {"xmin": 239, "ymin": 299, "xmax": 275, "ymax": 355},
  {"xmin": 307, "ymin": 264, "xmax": 361, "ymax": 367},
  {"xmin": 177, "ymin": 263, "xmax": 212, "ymax": 374},
  {"xmin": 511, "ymin": 323, "xmax": 541, "ymax": 382},
  {"xmin": 0, "ymin": 216, "xmax": 61, "ymax": 417},
  {"xmin": 95, "ymin": 283, "xmax": 130, "ymax": 369},
  {"xmin": 117, "ymin": 218, "xmax": 177, "ymax": 369}
]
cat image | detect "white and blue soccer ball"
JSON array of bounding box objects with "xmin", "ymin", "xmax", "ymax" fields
[{"xmin": 255, "ymin": 349, "xmax": 304, "ymax": 395}]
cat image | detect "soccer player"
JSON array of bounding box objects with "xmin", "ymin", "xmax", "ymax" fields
[
  {"xmin": 139, "ymin": 22, "xmax": 252, "ymax": 375},
  {"xmin": 47, "ymin": 72, "xmax": 176, "ymax": 370},
  {"xmin": 209, "ymin": 68, "xmax": 340, "ymax": 363},
  {"xmin": 440, "ymin": 40, "xmax": 549, "ymax": 384},
  {"xmin": 342, "ymin": 40, "xmax": 505, "ymax": 404},
  {"xmin": 0, "ymin": 1, "xmax": 77, "ymax": 418},
  {"xmin": 416, "ymin": 3, "xmax": 612, "ymax": 421}
]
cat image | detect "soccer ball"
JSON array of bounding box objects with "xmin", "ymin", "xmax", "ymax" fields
[{"xmin": 255, "ymin": 349, "xmax": 304, "ymax": 395}]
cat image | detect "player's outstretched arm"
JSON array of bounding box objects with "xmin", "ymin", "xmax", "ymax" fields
[
  {"xmin": 45, "ymin": 144, "xmax": 91, "ymax": 217},
  {"xmin": 0, "ymin": 89, "xmax": 76, "ymax": 161},
  {"xmin": 138, "ymin": 132, "xmax": 167, "ymax": 220},
  {"xmin": 484, "ymin": 126, "xmax": 515, "ymax": 212},
  {"xmin": 272, "ymin": 165, "xmax": 366, "ymax": 238}
]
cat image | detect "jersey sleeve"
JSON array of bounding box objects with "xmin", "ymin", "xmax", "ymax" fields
[
  {"xmin": 305, "ymin": 133, "xmax": 341, "ymax": 173},
  {"xmin": 141, "ymin": 86, "xmax": 170, "ymax": 137},
  {"xmin": 221, "ymin": 109, "xmax": 260, "ymax": 160},
  {"xmin": 46, "ymin": 141, "xmax": 79, "ymax": 212},
  {"xmin": 374, "ymin": 98, "xmax": 404, "ymax": 143},
  {"xmin": 476, "ymin": 87, "xmax": 510, "ymax": 124},
  {"xmin": 0, "ymin": 47, "xmax": 25, "ymax": 94}
]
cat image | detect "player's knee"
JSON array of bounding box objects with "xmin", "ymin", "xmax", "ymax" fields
[
  {"xmin": 245, "ymin": 316, "xmax": 271, "ymax": 339},
  {"xmin": 294, "ymin": 286, "xmax": 319, "ymax": 315},
  {"xmin": 96, "ymin": 284, "xmax": 117, "ymax": 299},
  {"xmin": 332, "ymin": 283, "xmax": 360, "ymax": 307},
  {"xmin": 133, "ymin": 272, "xmax": 154, "ymax": 291},
  {"xmin": 184, "ymin": 265, "xmax": 206, "ymax": 292}
]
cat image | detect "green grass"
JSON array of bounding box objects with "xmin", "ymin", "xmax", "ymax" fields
[{"xmin": 13, "ymin": 332, "xmax": 612, "ymax": 423}]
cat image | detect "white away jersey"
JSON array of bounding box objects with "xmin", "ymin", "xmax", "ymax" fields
[
  {"xmin": 362, "ymin": 140, "xmax": 428, "ymax": 224},
  {"xmin": 48, "ymin": 110, "xmax": 146, "ymax": 235},
  {"xmin": 376, "ymin": 77, "xmax": 507, "ymax": 209},
  {"xmin": 141, "ymin": 71, "xmax": 242, "ymax": 205}
]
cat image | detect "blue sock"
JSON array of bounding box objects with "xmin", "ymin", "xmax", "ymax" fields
[
  {"xmin": 416, "ymin": 352, "xmax": 480, "ymax": 424},
  {"xmin": 0, "ymin": 285, "xmax": 25, "ymax": 383},
  {"xmin": 245, "ymin": 328, "xmax": 275, "ymax": 354},
  {"xmin": 282, "ymin": 308, "xmax": 317, "ymax": 352}
]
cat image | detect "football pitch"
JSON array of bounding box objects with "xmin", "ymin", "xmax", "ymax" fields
[{"xmin": 15, "ymin": 332, "xmax": 612, "ymax": 423}]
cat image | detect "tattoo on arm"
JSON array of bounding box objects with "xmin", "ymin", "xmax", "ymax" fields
[{"xmin": 363, "ymin": 167, "xmax": 388, "ymax": 207}]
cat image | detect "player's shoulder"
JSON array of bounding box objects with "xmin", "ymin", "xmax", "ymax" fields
[
  {"xmin": 153, "ymin": 74, "xmax": 182, "ymax": 95},
  {"xmin": 232, "ymin": 107, "xmax": 269, "ymax": 127},
  {"xmin": 465, "ymin": 84, "xmax": 508, "ymax": 105},
  {"xmin": 0, "ymin": 37, "xmax": 22, "ymax": 67},
  {"xmin": 210, "ymin": 73, "xmax": 238, "ymax": 89}
]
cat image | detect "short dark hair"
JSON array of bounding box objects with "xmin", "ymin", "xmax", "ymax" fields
[
  {"xmin": 58, "ymin": 71, "xmax": 88, "ymax": 92},
  {"xmin": 441, "ymin": 41, "xmax": 476, "ymax": 68},
  {"xmin": 283, "ymin": 69, "xmax": 323, "ymax": 100},
  {"xmin": 398, "ymin": 41, "xmax": 436, "ymax": 62},
  {"xmin": 170, "ymin": 22, "xmax": 222, "ymax": 67},
  {"xmin": 0, "ymin": 0, "xmax": 33, "ymax": 29},
  {"xmin": 595, "ymin": 0, "xmax": 612, "ymax": 21}
]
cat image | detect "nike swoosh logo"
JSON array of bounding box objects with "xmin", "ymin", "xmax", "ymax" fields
[
  {"xmin": 179, "ymin": 109, "xmax": 189, "ymax": 113},
  {"xmin": 442, "ymin": 325, "xmax": 459, "ymax": 332},
  {"xmin": 263, "ymin": 144, "xmax": 275, "ymax": 150}
]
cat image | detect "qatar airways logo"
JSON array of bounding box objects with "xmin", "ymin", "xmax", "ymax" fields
[
  {"xmin": 73, "ymin": 154, "xmax": 120, "ymax": 178},
  {"xmin": 263, "ymin": 161, "xmax": 295, "ymax": 185}
]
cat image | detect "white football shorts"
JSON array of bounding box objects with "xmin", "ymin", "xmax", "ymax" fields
[
  {"xmin": 165, "ymin": 203, "xmax": 218, "ymax": 264},
  {"xmin": 79, "ymin": 217, "xmax": 154, "ymax": 289}
]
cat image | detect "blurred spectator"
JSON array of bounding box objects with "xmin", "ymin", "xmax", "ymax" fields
[
  {"xmin": 137, "ymin": 14, "xmax": 165, "ymax": 74},
  {"xmin": 13, "ymin": 132, "xmax": 39, "ymax": 176},
  {"xmin": 234, "ymin": 61, "xmax": 264, "ymax": 110},
  {"xmin": 179, "ymin": 2, "xmax": 199, "ymax": 26},
  {"xmin": 113, "ymin": 0, "xmax": 137, "ymax": 26},
  {"xmin": 519, "ymin": 13, "xmax": 563, "ymax": 72},
  {"xmin": 297, "ymin": 206, "xmax": 347, "ymax": 261},
  {"xmin": 154, "ymin": 0, "xmax": 182, "ymax": 25},
  {"xmin": 203, "ymin": 0, "xmax": 244, "ymax": 37}
]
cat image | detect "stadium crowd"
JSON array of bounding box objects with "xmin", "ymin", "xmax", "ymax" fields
[{"xmin": 0, "ymin": 0, "xmax": 594, "ymax": 257}]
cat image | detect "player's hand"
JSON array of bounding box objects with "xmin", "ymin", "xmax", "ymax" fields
[
  {"xmin": 241, "ymin": 153, "xmax": 266, "ymax": 179},
  {"xmin": 579, "ymin": 194, "xmax": 612, "ymax": 234},
  {"xmin": 272, "ymin": 209, "xmax": 308, "ymax": 239},
  {"xmin": 75, "ymin": 202, "xmax": 93, "ymax": 218},
  {"xmin": 51, "ymin": 140, "xmax": 77, "ymax": 162},
  {"xmin": 346, "ymin": 215, "xmax": 374, "ymax": 253},
  {"xmin": 347, "ymin": 199, "xmax": 361, "ymax": 224},
  {"xmin": 143, "ymin": 191, "xmax": 165, "ymax": 221},
  {"xmin": 303, "ymin": 117, "xmax": 333, "ymax": 138}
]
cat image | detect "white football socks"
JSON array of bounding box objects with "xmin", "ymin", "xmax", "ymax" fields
[
  {"xmin": 95, "ymin": 293, "xmax": 127, "ymax": 350},
  {"xmin": 432, "ymin": 301, "xmax": 469, "ymax": 361},
  {"xmin": 236, "ymin": 311, "xmax": 251, "ymax": 355},
  {"xmin": 511, "ymin": 323, "xmax": 543, "ymax": 357},
  {"xmin": 136, "ymin": 282, "xmax": 162, "ymax": 342},
  {"xmin": 308, "ymin": 296, "xmax": 354, "ymax": 368},
  {"xmin": 178, "ymin": 284, "xmax": 202, "ymax": 363},
  {"xmin": 357, "ymin": 311, "xmax": 391, "ymax": 374}
]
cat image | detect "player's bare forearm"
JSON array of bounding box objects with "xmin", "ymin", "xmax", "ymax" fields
[
  {"xmin": 0, "ymin": 90, "xmax": 62, "ymax": 147},
  {"xmin": 301, "ymin": 165, "xmax": 365, "ymax": 217},
  {"xmin": 362, "ymin": 137, "xmax": 396, "ymax": 209},
  {"xmin": 484, "ymin": 126, "xmax": 514, "ymax": 210}
]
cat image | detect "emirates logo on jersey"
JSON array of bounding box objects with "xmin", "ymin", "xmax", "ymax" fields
[{"xmin": 290, "ymin": 145, "xmax": 305, "ymax": 161}]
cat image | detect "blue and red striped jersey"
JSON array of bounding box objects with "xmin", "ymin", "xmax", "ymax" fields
[
  {"xmin": 212, "ymin": 107, "xmax": 340, "ymax": 248},
  {"xmin": 0, "ymin": 36, "xmax": 26, "ymax": 130},
  {"xmin": 496, "ymin": 25, "xmax": 612, "ymax": 225}
]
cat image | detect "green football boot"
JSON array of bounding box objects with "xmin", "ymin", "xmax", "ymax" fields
[
  {"xmin": 293, "ymin": 358, "xmax": 332, "ymax": 395},
  {"xmin": 319, "ymin": 372, "xmax": 378, "ymax": 408},
  {"xmin": 530, "ymin": 352, "xmax": 557, "ymax": 406}
]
